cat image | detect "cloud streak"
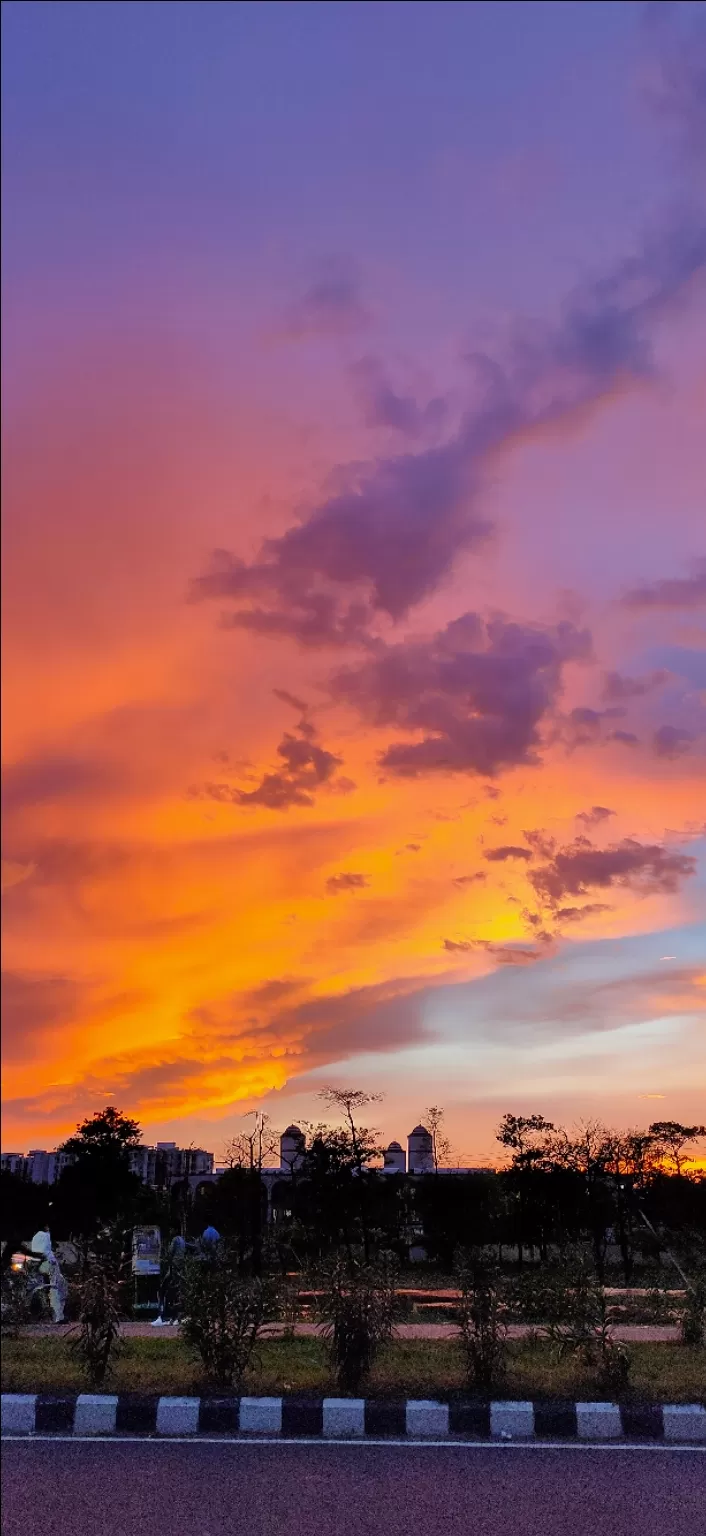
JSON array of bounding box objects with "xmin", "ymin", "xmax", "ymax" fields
[
  {"xmin": 621, "ymin": 559, "xmax": 706, "ymax": 610},
  {"xmin": 325, "ymin": 871, "xmax": 369, "ymax": 894},
  {"xmin": 192, "ymin": 225, "xmax": 706, "ymax": 648}
]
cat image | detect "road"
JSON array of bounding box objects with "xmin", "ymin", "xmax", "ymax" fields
[{"xmin": 3, "ymin": 1439, "xmax": 705, "ymax": 1536}]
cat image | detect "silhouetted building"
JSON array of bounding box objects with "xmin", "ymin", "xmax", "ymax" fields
[
  {"xmin": 408, "ymin": 1125, "xmax": 434, "ymax": 1174},
  {"xmin": 383, "ymin": 1140, "xmax": 407, "ymax": 1174}
]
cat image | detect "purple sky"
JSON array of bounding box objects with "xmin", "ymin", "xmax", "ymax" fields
[{"xmin": 2, "ymin": 1, "xmax": 705, "ymax": 1161}]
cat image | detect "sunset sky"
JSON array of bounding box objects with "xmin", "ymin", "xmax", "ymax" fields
[{"xmin": 2, "ymin": 0, "xmax": 705, "ymax": 1165}]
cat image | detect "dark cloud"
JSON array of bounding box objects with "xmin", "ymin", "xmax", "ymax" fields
[
  {"xmin": 608, "ymin": 729, "xmax": 640, "ymax": 746},
  {"xmin": 555, "ymin": 903, "xmax": 614, "ymax": 923},
  {"xmin": 484, "ymin": 845, "xmax": 533, "ymax": 862},
  {"xmin": 190, "ymin": 724, "xmax": 344, "ymax": 811},
  {"xmin": 192, "ymin": 227, "xmax": 706, "ymax": 648},
  {"xmin": 2, "ymin": 754, "xmax": 116, "ymax": 816},
  {"xmin": 349, "ymin": 356, "xmax": 447, "ymax": 438},
  {"xmin": 481, "ymin": 945, "xmax": 546, "ymax": 966},
  {"xmin": 327, "ymin": 775, "xmax": 357, "ymax": 796},
  {"xmin": 192, "ymin": 974, "xmax": 436, "ymax": 1079},
  {"xmin": 329, "ymin": 612, "xmax": 592, "ymax": 779},
  {"xmin": 1, "ymin": 970, "xmax": 84, "ymax": 1062},
  {"xmin": 273, "ymin": 688, "xmax": 309, "ymax": 713},
  {"xmin": 272, "ymin": 975, "xmax": 433, "ymax": 1064},
  {"xmin": 529, "ymin": 836, "xmax": 696, "ymax": 906},
  {"xmin": 602, "ymin": 669, "xmax": 670, "ymax": 700},
  {"xmin": 576, "ymin": 806, "xmax": 616, "ymax": 827},
  {"xmin": 564, "ymin": 706, "xmax": 628, "ymax": 748},
  {"xmin": 442, "ymin": 937, "xmax": 545, "ymax": 966},
  {"xmin": 325, "ymin": 871, "xmax": 369, "ymax": 894},
  {"xmin": 453, "ymin": 872, "xmax": 487, "ymax": 887},
  {"xmin": 1, "ymin": 839, "xmax": 125, "ymax": 889},
  {"xmin": 621, "ymin": 558, "xmax": 706, "ymax": 609},
  {"xmin": 570, "ymin": 708, "xmax": 605, "ymax": 730},
  {"xmin": 281, "ymin": 260, "xmax": 371, "ymax": 339},
  {"xmin": 652, "ymin": 724, "xmax": 696, "ymax": 758},
  {"xmin": 191, "ymin": 549, "xmax": 376, "ymax": 648}
]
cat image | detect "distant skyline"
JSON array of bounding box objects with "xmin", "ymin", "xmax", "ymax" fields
[{"xmin": 2, "ymin": 1, "xmax": 705, "ymax": 1163}]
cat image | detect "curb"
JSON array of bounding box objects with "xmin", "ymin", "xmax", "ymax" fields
[{"xmin": 2, "ymin": 1394, "xmax": 705, "ymax": 1443}]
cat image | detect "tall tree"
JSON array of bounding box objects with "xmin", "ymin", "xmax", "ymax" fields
[
  {"xmin": 423, "ymin": 1106, "xmax": 454, "ymax": 1172},
  {"xmin": 648, "ymin": 1122, "xmax": 706, "ymax": 1178},
  {"xmin": 60, "ymin": 1106, "xmax": 142, "ymax": 1161},
  {"xmin": 496, "ymin": 1114, "xmax": 555, "ymax": 1169},
  {"xmin": 495, "ymin": 1114, "xmax": 556, "ymax": 1267},
  {"xmin": 56, "ymin": 1106, "xmax": 143, "ymax": 1242},
  {"xmin": 223, "ymin": 1113, "xmax": 278, "ymax": 1275},
  {"xmin": 317, "ymin": 1089, "xmax": 383, "ymax": 1261}
]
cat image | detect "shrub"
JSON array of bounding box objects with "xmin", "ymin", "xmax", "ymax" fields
[
  {"xmin": 70, "ymin": 1255, "xmax": 123, "ymax": 1387},
  {"xmin": 506, "ymin": 1270, "xmax": 557, "ymax": 1326},
  {"xmin": 181, "ymin": 1242, "xmax": 278, "ymax": 1389},
  {"xmin": 595, "ymin": 1338, "xmax": 631, "ymax": 1393},
  {"xmin": 317, "ymin": 1249, "xmax": 398, "ymax": 1393},
  {"xmin": 1, "ymin": 1265, "xmax": 32, "ymax": 1336},
  {"xmin": 545, "ymin": 1250, "xmax": 631, "ymax": 1390},
  {"xmin": 680, "ymin": 1280, "xmax": 705, "ymax": 1347},
  {"xmin": 455, "ymin": 1251, "xmax": 507, "ymax": 1393},
  {"xmin": 278, "ymin": 1276, "xmax": 301, "ymax": 1341}
]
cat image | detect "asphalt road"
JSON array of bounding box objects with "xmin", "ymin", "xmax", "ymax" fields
[{"xmin": 3, "ymin": 1440, "xmax": 705, "ymax": 1536}]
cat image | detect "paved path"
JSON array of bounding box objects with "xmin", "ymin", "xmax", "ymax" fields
[
  {"xmin": 23, "ymin": 1320, "xmax": 681, "ymax": 1341},
  {"xmin": 3, "ymin": 1439, "xmax": 704, "ymax": 1536}
]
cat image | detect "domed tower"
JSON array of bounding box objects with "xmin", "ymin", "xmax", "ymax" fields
[
  {"xmin": 280, "ymin": 1125, "xmax": 305, "ymax": 1173},
  {"xmin": 383, "ymin": 1140, "xmax": 407, "ymax": 1174},
  {"xmin": 407, "ymin": 1124, "xmax": 434, "ymax": 1174}
]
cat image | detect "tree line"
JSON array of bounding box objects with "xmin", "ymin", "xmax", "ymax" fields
[{"xmin": 1, "ymin": 1096, "xmax": 704, "ymax": 1286}]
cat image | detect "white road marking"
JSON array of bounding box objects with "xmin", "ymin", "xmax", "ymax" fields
[{"xmin": 2, "ymin": 1435, "xmax": 704, "ymax": 1452}]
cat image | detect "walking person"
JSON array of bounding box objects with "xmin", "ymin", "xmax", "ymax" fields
[
  {"xmin": 30, "ymin": 1228, "xmax": 67, "ymax": 1324},
  {"xmin": 153, "ymin": 1233, "xmax": 187, "ymax": 1325}
]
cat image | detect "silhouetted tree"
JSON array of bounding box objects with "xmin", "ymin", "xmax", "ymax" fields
[
  {"xmin": 496, "ymin": 1114, "xmax": 555, "ymax": 1266},
  {"xmin": 422, "ymin": 1106, "xmax": 454, "ymax": 1172},
  {"xmin": 317, "ymin": 1089, "xmax": 383, "ymax": 1261},
  {"xmin": 648, "ymin": 1122, "xmax": 706, "ymax": 1178},
  {"xmin": 55, "ymin": 1106, "xmax": 143, "ymax": 1243}
]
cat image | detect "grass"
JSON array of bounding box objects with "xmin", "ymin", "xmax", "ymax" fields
[{"xmin": 2, "ymin": 1335, "xmax": 704, "ymax": 1402}]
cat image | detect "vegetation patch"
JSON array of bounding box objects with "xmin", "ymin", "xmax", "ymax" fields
[{"xmin": 2, "ymin": 1335, "xmax": 704, "ymax": 1404}]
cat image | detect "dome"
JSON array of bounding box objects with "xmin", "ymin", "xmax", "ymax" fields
[
  {"xmin": 386, "ymin": 1141, "xmax": 403, "ymax": 1152},
  {"xmin": 283, "ymin": 1125, "xmax": 303, "ymax": 1138},
  {"xmin": 409, "ymin": 1125, "xmax": 432, "ymax": 1138}
]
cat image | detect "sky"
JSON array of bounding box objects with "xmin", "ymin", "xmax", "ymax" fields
[{"xmin": 2, "ymin": 0, "xmax": 705, "ymax": 1166}]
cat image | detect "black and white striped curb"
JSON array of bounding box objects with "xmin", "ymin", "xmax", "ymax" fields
[{"xmin": 2, "ymin": 1394, "xmax": 705, "ymax": 1441}]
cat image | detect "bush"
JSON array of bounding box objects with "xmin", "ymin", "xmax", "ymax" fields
[
  {"xmin": 181, "ymin": 1242, "xmax": 278, "ymax": 1389},
  {"xmin": 278, "ymin": 1276, "xmax": 301, "ymax": 1341},
  {"xmin": 545, "ymin": 1250, "xmax": 631, "ymax": 1390},
  {"xmin": 595, "ymin": 1339, "xmax": 631, "ymax": 1393},
  {"xmin": 70, "ymin": 1256, "xmax": 123, "ymax": 1387},
  {"xmin": 506, "ymin": 1271, "xmax": 557, "ymax": 1325},
  {"xmin": 317, "ymin": 1250, "xmax": 398, "ymax": 1393},
  {"xmin": 1, "ymin": 1266, "xmax": 33, "ymax": 1336},
  {"xmin": 455, "ymin": 1251, "xmax": 507, "ymax": 1393},
  {"xmin": 680, "ymin": 1281, "xmax": 705, "ymax": 1347}
]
